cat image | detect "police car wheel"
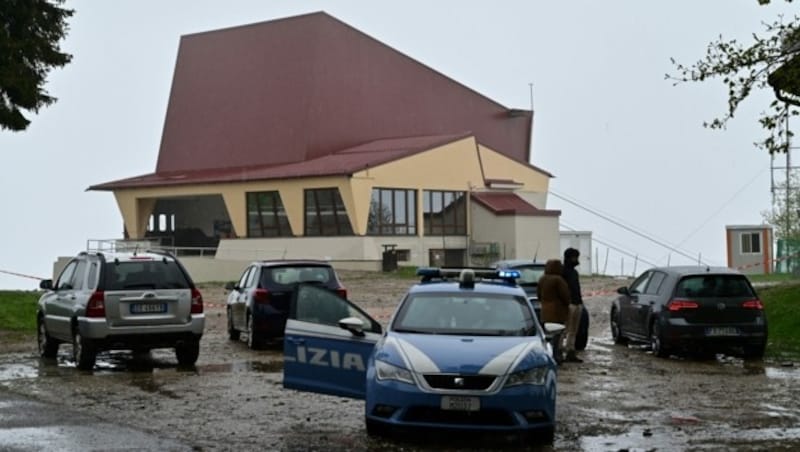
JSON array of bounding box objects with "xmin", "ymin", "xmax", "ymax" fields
[{"xmin": 365, "ymin": 418, "xmax": 389, "ymax": 437}]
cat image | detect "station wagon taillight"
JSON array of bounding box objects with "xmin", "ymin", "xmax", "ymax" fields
[
  {"xmin": 336, "ymin": 288, "xmax": 347, "ymax": 299},
  {"xmin": 667, "ymin": 299, "xmax": 699, "ymax": 312},
  {"xmin": 253, "ymin": 288, "xmax": 270, "ymax": 305},
  {"xmin": 191, "ymin": 288, "xmax": 204, "ymax": 314},
  {"xmin": 86, "ymin": 291, "xmax": 106, "ymax": 317},
  {"xmin": 742, "ymin": 299, "xmax": 764, "ymax": 310}
]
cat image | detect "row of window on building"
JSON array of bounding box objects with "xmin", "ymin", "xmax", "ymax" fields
[
  {"xmin": 145, "ymin": 188, "xmax": 469, "ymax": 238},
  {"xmin": 248, "ymin": 187, "xmax": 468, "ymax": 237}
]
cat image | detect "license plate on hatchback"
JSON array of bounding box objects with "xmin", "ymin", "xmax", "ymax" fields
[
  {"xmin": 705, "ymin": 326, "xmax": 739, "ymax": 337},
  {"xmin": 441, "ymin": 396, "xmax": 480, "ymax": 411},
  {"xmin": 130, "ymin": 303, "xmax": 167, "ymax": 314}
]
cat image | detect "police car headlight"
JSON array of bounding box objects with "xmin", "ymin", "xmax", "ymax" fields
[
  {"xmin": 375, "ymin": 360, "xmax": 414, "ymax": 384},
  {"xmin": 504, "ymin": 367, "xmax": 548, "ymax": 387}
]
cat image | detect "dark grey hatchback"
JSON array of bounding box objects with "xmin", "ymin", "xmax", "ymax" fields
[{"xmin": 610, "ymin": 266, "xmax": 767, "ymax": 359}]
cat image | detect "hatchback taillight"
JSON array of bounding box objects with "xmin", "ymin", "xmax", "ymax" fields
[
  {"xmin": 742, "ymin": 299, "xmax": 764, "ymax": 310},
  {"xmin": 253, "ymin": 288, "xmax": 270, "ymax": 305},
  {"xmin": 86, "ymin": 291, "xmax": 106, "ymax": 317},
  {"xmin": 667, "ymin": 299, "xmax": 699, "ymax": 312},
  {"xmin": 191, "ymin": 288, "xmax": 204, "ymax": 314},
  {"xmin": 336, "ymin": 288, "xmax": 347, "ymax": 299}
]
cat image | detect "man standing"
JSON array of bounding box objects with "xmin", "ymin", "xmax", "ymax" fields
[{"xmin": 562, "ymin": 247, "xmax": 584, "ymax": 363}]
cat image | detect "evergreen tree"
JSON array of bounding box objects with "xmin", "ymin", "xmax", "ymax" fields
[{"xmin": 0, "ymin": 0, "xmax": 73, "ymax": 131}]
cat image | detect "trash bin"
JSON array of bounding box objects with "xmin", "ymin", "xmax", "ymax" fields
[{"xmin": 382, "ymin": 244, "xmax": 398, "ymax": 272}]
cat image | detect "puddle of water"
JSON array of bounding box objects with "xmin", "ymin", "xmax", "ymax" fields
[{"xmin": 197, "ymin": 360, "xmax": 283, "ymax": 374}]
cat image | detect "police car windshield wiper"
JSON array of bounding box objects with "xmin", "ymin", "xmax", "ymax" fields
[{"xmin": 394, "ymin": 328, "xmax": 434, "ymax": 334}]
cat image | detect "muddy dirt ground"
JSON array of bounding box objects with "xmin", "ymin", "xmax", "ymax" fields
[{"xmin": 1, "ymin": 271, "xmax": 799, "ymax": 451}]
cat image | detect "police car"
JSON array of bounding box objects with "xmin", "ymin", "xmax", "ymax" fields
[{"xmin": 282, "ymin": 267, "xmax": 563, "ymax": 443}]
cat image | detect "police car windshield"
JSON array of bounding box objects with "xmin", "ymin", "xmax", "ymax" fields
[{"xmin": 392, "ymin": 293, "xmax": 536, "ymax": 336}]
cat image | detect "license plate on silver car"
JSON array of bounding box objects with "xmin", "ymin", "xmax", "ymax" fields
[
  {"xmin": 130, "ymin": 303, "xmax": 167, "ymax": 314},
  {"xmin": 441, "ymin": 396, "xmax": 480, "ymax": 411},
  {"xmin": 706, "ymin": 327, "xmax": 739, "ymax": 336}
]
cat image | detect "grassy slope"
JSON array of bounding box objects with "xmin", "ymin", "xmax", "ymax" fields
[
  {"xmin": 0, "ymin": 291, "xmax": 38, "ymax": 331},
  {"xmin": 759, "ymin": 283, "xmax": 800, "ymax": 358}
]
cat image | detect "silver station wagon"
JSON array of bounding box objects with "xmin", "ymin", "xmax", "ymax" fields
[{"xmin": 36, "ymin": 250, "xmax": 205, "ymax": 369}]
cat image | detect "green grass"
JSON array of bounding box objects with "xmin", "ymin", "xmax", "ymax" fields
[
  {"xmin": 749, "ymin": 272, "xmax": 800, "ymax": 284},
  {"xmin": 0, "ymin": 291, "xmax": 39, "ymax": 331},
  {"xmin": 761, "ymin": 283, "xmax": 800, "ymax": 359}
]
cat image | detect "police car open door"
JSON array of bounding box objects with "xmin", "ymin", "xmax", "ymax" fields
[{"xmin": 283, "ymin": 283, "xmax": 383, "ymax": 399}]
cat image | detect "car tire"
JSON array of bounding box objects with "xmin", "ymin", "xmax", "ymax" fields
[
  {"xmin": 72, "ymin": 328, "xmax": 96, "ymax": 370},
  {"xmin": 742, "ymin": 343, "xmax": 766, "ymax": 360},
  {"xmin": 575, "ymin": 306, "xmax": 589, "ymax": 351},
  {"xmin": 246, "ymin": 312, "xmax": 261, "ymax": 350},
  {"xmin": 537, "ymin": 426, "xmax": 555, "ymax": 445},
  {"xmin": 365, "ymin": 418, "xmax": 389, "ymax": 437},
  {"xmin": 227, "ymin": 308, "xmax": 240, "ymax": 341},
  {"xmin": 176, "ymin": 340, "xmax": 200, "ymax": 366},
  {"xmin": 610, "ymin": 307, "xmax": 627, "ymax": 345},
  {"xmin": 37, "ymin": 316, "xmax": 59, "ymax": 358},
  {"xmin": 650, "ymin": 322, "xmax": 670, "ymax": 358}
]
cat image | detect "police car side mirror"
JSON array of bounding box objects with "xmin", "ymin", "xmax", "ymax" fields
[
  {"xmin": 39, "ymin": 279, "xmax": 53, "ymax": 290},
  {"xmin": 338, "ymin": 317, "xmax": 366, "ymax": 337},
  {"xmin": 617, "ymin": 286, "xmax": 629, "ymax": 295},
  {"xmin": 224, "ymin": 281, "xmax": 236, "ymax": 291},
  {"xmin": 543, "ymin": 322, "xmax": 565, "ymax": 337}
]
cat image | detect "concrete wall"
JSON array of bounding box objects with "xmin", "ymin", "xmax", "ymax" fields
[{"xmin": 469, "ymin": 203, "xmax": 560, "ymax": 263}]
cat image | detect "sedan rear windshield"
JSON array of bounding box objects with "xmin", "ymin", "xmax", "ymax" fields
[
  {"xmin": 513, "ymin": 265, "xmax": 545, "ymax": 285},
  {"xmin": 393, "ymin": 293, "xmax": 536, "ymax": 336},
  {"xmin": 265, "ymin": 266, "xmax": 335, "ymax": 286},
  {"xmin": 675, "ymin": 275, "xmax": 755, "ymax": 298},
  {"xmin": 103, "ymin": 261, "xmax": 191, "ymax": 290}
]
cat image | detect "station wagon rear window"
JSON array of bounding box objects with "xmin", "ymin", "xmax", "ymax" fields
[
  {"xmin": 103, "ymin": 261, "xmax": 191, "ymax": 290},
  {"xmin": 266, "ymin": 266, "xmax": 334, "ymax": 286}
]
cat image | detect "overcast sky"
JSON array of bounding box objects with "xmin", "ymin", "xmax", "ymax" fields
[{"xmin": 1, "ymin": 0, "xmax": 796, "ymax": 289}]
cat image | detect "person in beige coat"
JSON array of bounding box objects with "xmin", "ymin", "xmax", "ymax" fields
[{"xmin": 537, "ymin": 259, "xmax": 570, "ymax": 325}]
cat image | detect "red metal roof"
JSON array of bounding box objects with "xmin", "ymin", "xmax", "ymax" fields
[
  {"xmin": 471, "ymin": 192, "xmax": 561, "ymax": 217},
  {"xmin": 89, "ymin": 133, "xmax": 471, "ymax": 190},
  {"xmin": 154, "ymin": 12, "xmax": 532, "ymax": 174}
]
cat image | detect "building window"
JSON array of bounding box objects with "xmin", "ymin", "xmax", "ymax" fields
[
  {"xmin": 304, "ymin": 188, "xmax": 354, "ymax": 236},
  {"xmin": 396, "ymin": 249, "xmax": 411, "ymax": 261},
  {"xmin": 367, "ymin": 188, "xmax": 417, "ymax": 235},
  {"xmin": 423, "ymin": 190, "xmax": 466, "ymax": 235},
  {"xmin": 741, "ymin": 232, "xmax": 761, "ymax": 254},
  {"xmin": 247, "ymin": 191, "xmax": 292, "ymax": 237}
]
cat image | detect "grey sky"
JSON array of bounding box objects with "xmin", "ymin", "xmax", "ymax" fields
[{"xmin": 1, "ymin": 0, "xmax": 794, "ymax": 289}]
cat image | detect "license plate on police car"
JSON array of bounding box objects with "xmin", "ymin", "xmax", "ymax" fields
[
  {"xmin": 441, "ymin": 396, "xmax": 480, "ymax": 411},
  {"xmin": 130, "ymin": 303, "xmax": 167, "ymax": 314},
  {"xmin": 705, "ymin": 327, "xmax": 739, "ymax": 336}
]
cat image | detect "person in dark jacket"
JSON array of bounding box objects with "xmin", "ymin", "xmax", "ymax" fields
[
  {"xmin": 537, "ymin": 259, "xmax": 570, "ymax": 325},
  {"xmin": 562, "ymin": 247, "xmax": 584, "ymax": 363}
]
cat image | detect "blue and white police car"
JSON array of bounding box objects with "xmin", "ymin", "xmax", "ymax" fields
[{"xmin": 282, "ymin": 267, "xmax": 562, "ymax": 443}]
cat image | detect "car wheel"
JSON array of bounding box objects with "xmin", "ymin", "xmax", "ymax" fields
[
  {"xmin": 742, "ymin": 343, "xmax": 766, "ymax": 360},
  {"xmin": 650, "ymin": 322, "xmax": 670, "ymax": 358},
  {"xmin": 227, "ymin": 308, "xmax": 240, "ymax": 341},
  {"xmin": 575, "ymin": 306, "xmax": 589, "ymax": 351},
  {"xmin": 610, "ymin": 307, "xmax": 627, "ymax": 345},
  {"xmin": 37, "ymin": 316, "xmax": 59, "ymax": 358},
  {"xmin": 365, "ymin": 418, "xmax": 389, "ymax": 437},
  {"xmin": 246, "ymin": 312, "xmax": 261, "ymax": 350},
  {"xmin": 72, "ymin": 328, "xmax": 96, "ymax": 370},
  {"xmin": 175, "ymin": 340, "xmax": 200, "ymax": 366}
]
